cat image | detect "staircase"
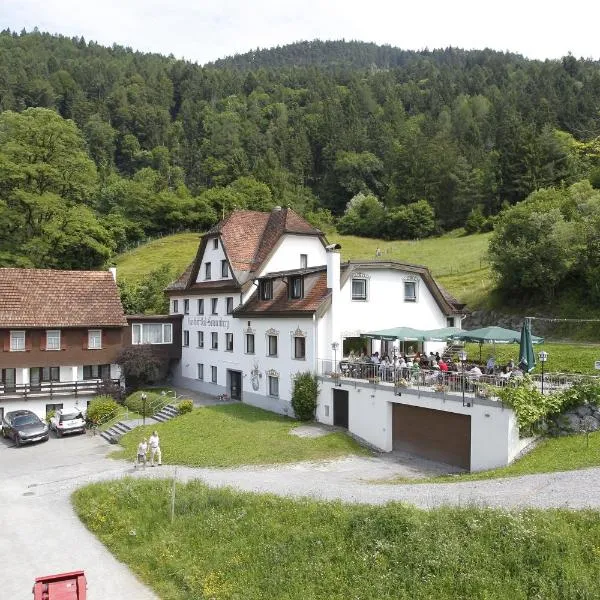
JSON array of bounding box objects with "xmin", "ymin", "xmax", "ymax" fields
[
  {"xmin": 100, "ymin": 421, "xmax": 133, "ymax": 444},
  {"xmin": 99, "ymin": 404, "xmax": 180, "ymax": 444},
  {"xmin": 442, "ymin": 342, "xmax": 464, "ymax": 362},
  {"xmin": 151, "ymin": 404, "xmax": 179, "ymax": 423}
]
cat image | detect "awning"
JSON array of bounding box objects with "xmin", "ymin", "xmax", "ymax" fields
[
  {"xmin": 452, "ymin": 326, "xmax": 544, "ymax": 344},
  {"xmin": 423, "ymin": 326, "xmax": 464, "ymax": 341},
  {"xmin": 362, "ymin": 326, "xmax": 427, "ymax": 341}
]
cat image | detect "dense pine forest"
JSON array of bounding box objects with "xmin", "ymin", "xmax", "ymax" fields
[{"xmin": 1, "ymin": 30, "xmax": 600, "ymax": 272}]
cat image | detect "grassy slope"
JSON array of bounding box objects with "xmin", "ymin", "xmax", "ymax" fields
[
  {"xmin": 114, "ymin": 229, "xmax": 492, "ymax": 306},
  {"xmin": 74, "ymin": 479, "xmax": 600, "ymax": 600},
  {"xmin": 112, "ymin": 403, "xmax": 368, "ymax": 467}
]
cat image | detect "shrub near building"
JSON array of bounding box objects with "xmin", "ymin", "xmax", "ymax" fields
[{"xmin": 291, "ymin": 372, "xmax": 319, "ymax": 421}]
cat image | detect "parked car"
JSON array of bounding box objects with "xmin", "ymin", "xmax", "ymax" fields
[
  {"xmin": 49, "ymin": 407, "xmax": 86, "ymax": 437},
  {"xmin": 1, "ymin": 410, "xmax": 49, "ymax": 446}
]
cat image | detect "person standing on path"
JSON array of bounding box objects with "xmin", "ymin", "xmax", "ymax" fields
[
  {"xmin": 148, "ymin": 430, "xmax": 162, "ymax": 466},
  {"xmin": 135, "ymin": 438, "xmax": 148, "ymax": 469}
]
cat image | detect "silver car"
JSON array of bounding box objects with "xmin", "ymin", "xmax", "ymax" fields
[{"xmin": 49, "ymin": 407, "xmax": 87, "ymax": 437}]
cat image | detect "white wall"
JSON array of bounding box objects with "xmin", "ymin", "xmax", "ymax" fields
[
  {"xmin": 317, "ymin": 379, "xmax": 520, "ymax": 472},
  {"xmin": 0, "ymin": 395, "xmax": 90, "ymax": 421},
  {"xmin": 257, "ymin": 235, "xmax": 326, "ymax": 278},
  {"xmin": 195, "ymin": 237, "xmax": 231, "ymax": 283}
]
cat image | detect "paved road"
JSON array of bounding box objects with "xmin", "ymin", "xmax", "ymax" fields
[{"xmin": 4, "ymin": 430, "xmax": 600, "ymax": 599}]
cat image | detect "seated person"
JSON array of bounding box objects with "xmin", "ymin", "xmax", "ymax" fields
[
  {"xmin": 506, "ymin": 358, "xmax": 515, "ymax": 371},
  {"xmin": 371, "ymin": 351, "xmax": 380, "ymax": 364},
  {"xmin": 486, "ymin": 356, "xmax": 496, "ymax": 374},
  {"xmin": 469, "ymin": 364, "xmax": 483, "ymax": 377},
  {"xmin": 447, "ymin": 359, "xmax": 459, "ymax": 372},
  {"xmin": 438, "ymin": 358, "xmax": 448, "ymax": 372}
]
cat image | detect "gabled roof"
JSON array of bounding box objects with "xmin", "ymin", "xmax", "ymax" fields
[
  {"xmin": 0, "ymin": 268, "xmax": 127, "ymax": 328},
  {"xmin": 167, "ymin": 207, "xmax": 325, "ymax": 293},
  {"xmin": 341, "ymin": 261, "xmax": 466, "ymax": 315}
]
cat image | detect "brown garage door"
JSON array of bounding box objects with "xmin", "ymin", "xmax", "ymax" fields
[{"xmin": 392, "ymin": 403, "xmax": 471, "ymax": 470}]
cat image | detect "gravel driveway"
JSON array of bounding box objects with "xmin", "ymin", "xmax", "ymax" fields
[{"xmin": 3, "ymin": 431, "xmax": 600, "ymax": 599}]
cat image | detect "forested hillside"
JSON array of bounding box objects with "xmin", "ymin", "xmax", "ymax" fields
[{"xmin": 1, "ymin": 30, "xmax": 600, "ymax": 269}]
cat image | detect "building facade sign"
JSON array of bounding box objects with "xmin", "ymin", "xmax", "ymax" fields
[{"xmin": 187, "ymin": 317, "xmax": 231, "ymax": 329}]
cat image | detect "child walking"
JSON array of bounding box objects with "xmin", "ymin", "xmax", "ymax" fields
[{"xmin": 135, "ymin": 438, "xmax": 148, "ymax": 468}]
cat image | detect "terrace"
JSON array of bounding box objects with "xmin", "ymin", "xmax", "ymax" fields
[{"xmin": 0, "ymin": 379, "xmax": 122, "ymax": 400}]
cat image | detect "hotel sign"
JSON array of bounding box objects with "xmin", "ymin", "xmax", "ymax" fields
[{"xmin": 187, "ymin": 317, "xmax": 230, "ymax": 329}]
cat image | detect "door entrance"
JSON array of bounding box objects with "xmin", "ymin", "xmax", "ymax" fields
[
  {"xmin": 228, "ymin": 370, "xmax": 242, "ymax": 401},
  {"xmin": 333, "ymin": 388, "xmax": 349, "ymax": 428}
]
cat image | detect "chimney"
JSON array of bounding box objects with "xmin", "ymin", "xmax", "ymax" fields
[
  {"xmin": 326, "ymin": 244, "xmax": 342, "ymax": 360},
  {"xmin": 109, "ymin": 267, "xmax": 117, "ymax": 281}
]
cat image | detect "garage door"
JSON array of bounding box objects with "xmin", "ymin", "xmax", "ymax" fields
[{"xmin": 392, "ymin": 403, "xmax": 471, "ymax": 469}]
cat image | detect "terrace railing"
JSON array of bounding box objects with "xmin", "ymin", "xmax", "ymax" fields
[
  {"xmin": 0, "ymin": 379, "xmax": 122, "ymax": 400},
  {"xmin": 317, "ymin": 359, "xmax": 600, "ymax": 404}
]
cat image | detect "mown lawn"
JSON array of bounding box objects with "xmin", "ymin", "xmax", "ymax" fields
[
  {"xmin": 463, "ymin": 341, "xmax": 600, "ymax": 374},
  {"xmin": 384, "ymin": 431, "xmax": 600, "ymax": 485},
  {"xmin": 111, "ymin": 403, "xmax": 368, "ymax": 466},
  {"xmin": 73, "ymin": 479, "xmax": 600, "ymax": 600}
]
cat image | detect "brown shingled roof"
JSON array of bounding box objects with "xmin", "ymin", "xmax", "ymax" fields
[
  {"xmin": 0, "ymin": 268, "xmax": 127, "ymax": 328},
  {"xmin": 234, "ymin": 271, "xmax": 330, "ymax": 316},
  {"xmin": 167, "ymin": 208, "xmax": 325, "ymax": 293}
]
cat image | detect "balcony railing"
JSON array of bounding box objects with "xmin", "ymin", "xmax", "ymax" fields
[
  {"xmin": 317, "ymin": 359, "xmax": 595, "ymax": 404},
  {"xmin": 0, "ymin": 379, "xmax": 122, "ymax": 400}
]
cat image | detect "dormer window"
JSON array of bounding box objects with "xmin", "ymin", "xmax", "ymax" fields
[
  {"xmin": 221, "ymin": 260, "xmax": 228, "ymax": 278},
  {"xmin": 289, "ymin": 276, "xmax": 303, "ymax": 299},
  {"xmin": 204, "ymin": 262, "xmax": 212, "ymax": 280},
  {"xmin": 260, "ymin": 280, "xmax": 273, "ymax": 301},
  {"xmin": 213, "ymin": 238, "xmax": 218, "ymax": 250},
  {"xmin": 300, "ymin": 254, "xmax": 307, "ymax": 269}
]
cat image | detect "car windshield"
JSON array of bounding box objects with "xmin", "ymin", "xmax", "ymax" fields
[
  {"xmin": 13, "ymin": 415, "xmax": 40, "ymax": 427},
  {"xmin": 60, "ymin": 412, "xmax": 83, "ymax": 422}
]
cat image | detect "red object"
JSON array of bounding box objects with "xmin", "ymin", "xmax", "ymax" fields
[{"xmin": 32, "ymin": 571, "xmax": 87, "ymax": 600}]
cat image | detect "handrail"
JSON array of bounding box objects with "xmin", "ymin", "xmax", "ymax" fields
[{"xmin": 0, "ymin": 379, "xmax": 121, "ymax": 398}]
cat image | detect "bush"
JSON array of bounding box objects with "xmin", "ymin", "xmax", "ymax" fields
[
  {"xmin": 291, "ymin": 372, "xmax": 319, "ymax": 421},
  {"xmin": 178, "ymin": 399, "xmax": 194, "ymax": 415},
  {"xmin": 124, "ymin": 391, "xmax": 167, "ymax": 416},
  {"xmin": 87, "ymin": 395, "xmax": 119, "ymax": 425}
]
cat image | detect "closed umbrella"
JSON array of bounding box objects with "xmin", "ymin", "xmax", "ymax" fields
[{"xmin": 518, "ymin": 319, "xmax": 537, "ymax": 373}]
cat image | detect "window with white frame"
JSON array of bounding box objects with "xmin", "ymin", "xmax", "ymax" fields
[
  {"xmin": 211, "ymin": 332, "xmax": 218, "ymax": 350},
  {"xmin": 221, "ymin": 260, "xmax": 228, "ymax": 278},
  {"xmin": 197, "ymin": 299, "xmax": 204, "ymax": 314},
  {"xmin": 10, "ymin": 330, "xmax": 25, "ymax": 351},
  {"xmin": 88, "ymin": 330, "xmax": 102, "ymax": 350},
  {"xmin": 268, "ymin": 375, "xmax": 279, "ymax": 397},
  {"xmin": 183, "ymin": 330, "xmax": 190, "ymax": 347},
  {"xmin": 225, "ymin": 333, "xmax": 234, "ymax": 352},
  {"xmin": 351, "ymin": 278, "xmax": 367, "ymax": 301},
  {"xmin": 197, "ymin": 331, "xmax": 204, "ymax": 348},
  {"xmin": 300, "ymin": 254, "xmax": 307, "ymax": 268},
  {"xmin": 197, "ymin": 363, "xmax": 204, "ymax": 380},
  {"xmin": 267, "ymin": 334, "xmax": 278, "ymax": 357},
  {"xmin": 245, "ymin": 333, "xmax": 255, "ymax": 354},
  {"xmin": 293, "ymin": 336, "xmax": 306, "ymax": 360},
  {"xmin": 183, "ymin": 299, "xmax": 190, "ymax": 314},
  {"xmin": 447, "ymin": 317, "xmax": 455, "ymax": 328},
  {"xmin": 211, "ymin": 366, "xmax": 217, "ymax": 383},
  {"xmin": 211, "ymin": 298, "xmax": 218, "ymax": 314},
  {"xmin": 45, "ymin": 330, "xmax": 61, "ymax": 351},
  {"xmin": 260, "ymin": 280, "xmax": 273, "ymax": 301},
  {"xmin": 404, "ymin": 280, "xmax": 417, "ymax": 302},
  {"xmin": 172, "ymin": 299, "xmax": 179, "ymax": 313},
  {"xmin": 132, "ymin": 323, "xmax": 172, "ymax": 344},
  {"xmin": 226, "ymin": 297, "xmax": 234, "ymax": 314},
  {"xmin": 204, "ymin": 262, "xmax": 212, "ymax": 280}
]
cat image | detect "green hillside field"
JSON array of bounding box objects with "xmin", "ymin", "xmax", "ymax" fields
[{"xmin": 114, "ymin": 230, "xmax": 493, "ymax": 308}]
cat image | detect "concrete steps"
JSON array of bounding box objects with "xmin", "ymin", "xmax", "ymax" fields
[
  {"xmin": 152, "ymin": 404, "xmax": 179, "ymax": 423},
  {"xmin": 99, "ymin": 404, "xmax": 180, "ymax": 443},
  {"xmin": 100, "ymin": 420, "xmax": 133, "ymax": 444}
]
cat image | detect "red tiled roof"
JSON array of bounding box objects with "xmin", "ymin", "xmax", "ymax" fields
[
  {"xmin": 167, "ymin": 208, "xmax": 325, "ymax": 293},
  {"xmin": 0, "ymin": 268, "xmax": 127, "ymax": 328},
  {"xmin": 235, "ymin": 271, "xmax": 330, "ymax": 316}
]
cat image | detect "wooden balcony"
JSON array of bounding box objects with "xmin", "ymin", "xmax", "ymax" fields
[{"xmin": 0, "ymin": 379, "xmax": 122, "ymax": 400}]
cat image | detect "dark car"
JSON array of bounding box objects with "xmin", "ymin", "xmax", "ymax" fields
[{"xmin": 1, "ymin": 410, "xmax": 49, "ymax": 446}]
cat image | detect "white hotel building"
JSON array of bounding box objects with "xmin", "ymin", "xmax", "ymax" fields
[{"xmin": 167, "ymin": 208, "xmax": 524, "ymax": 471}]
